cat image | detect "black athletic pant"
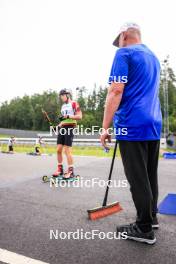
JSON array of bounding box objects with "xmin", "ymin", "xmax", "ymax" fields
[{"xmin": 119, "ymin": 140, "xmax": 160, "ymax": 232}]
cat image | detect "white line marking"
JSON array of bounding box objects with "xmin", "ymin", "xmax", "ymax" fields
[{"xmin": 0, "ymin": 248, "xmax": 49, "ymax": 264}]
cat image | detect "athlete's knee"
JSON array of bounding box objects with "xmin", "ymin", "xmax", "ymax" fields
[
  {"xmin": 64, "ymin": 146, "xmax": 72, "ymax": 155},
  {"xmin": 57, "ymin": 145, "xmax": 63, "ymax": 154}
]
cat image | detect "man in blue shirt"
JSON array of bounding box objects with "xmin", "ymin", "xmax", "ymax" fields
[{"xmin": 101, "ymin": 22, "xmax": 162, "ymax": 245}]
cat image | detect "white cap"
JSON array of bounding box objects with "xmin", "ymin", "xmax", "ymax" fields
[{"xmin": 113, "ymin": 22, "xmax": 140, "ymax": 47}]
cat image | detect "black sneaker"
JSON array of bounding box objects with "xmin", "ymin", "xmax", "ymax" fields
[
  {"xmin": 117, "ymin": 223, "xmax": 156, "ymax": 245},
  {"xmin": 152, "ymin": 216, "xmax": 159, "ymax": 229}
]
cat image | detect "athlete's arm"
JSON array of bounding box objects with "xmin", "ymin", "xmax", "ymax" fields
[
  {"xmin": 69, "ymin": 109, "xmax": 82, "ymax": 120},
  {"xmin": 65, "ymin": 102, "xmax": 82, "ymax": 120},
  {"xmin": 100, "ymin": 82, "xmax": 124, "ymax": 148}
]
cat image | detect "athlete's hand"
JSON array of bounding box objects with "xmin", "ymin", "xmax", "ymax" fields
[
  {"xmin": 58, "ymin": 122, "xmax": 63, "ymax": 127},
  {"xmin": 100, "ymin": 129, "xmax": 111, "ymax": 150},
  {"xmin": 63, "ymin": 115, "xmax": 74, "ymax": 119}
]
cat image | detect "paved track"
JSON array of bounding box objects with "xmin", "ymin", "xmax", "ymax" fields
[{"xmin": 0, "ymin": 153, "xmax": 176, "ymax": 264}]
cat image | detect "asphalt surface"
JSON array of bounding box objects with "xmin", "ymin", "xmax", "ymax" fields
[{"xmin": 0, "ymin": 153, "xmax": 176, "ymax": 264}]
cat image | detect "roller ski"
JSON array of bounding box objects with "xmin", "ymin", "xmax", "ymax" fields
[
  {"xmin": 1, "ymin": 151, "xmax": 14, "ymax": 154},
  {"xmin": 42, "ymin": 165, "xmax": 80, "ymax": 183},
  {"xmin": 27, "ymin": 152, "xmax": 41, "ymax": 156}
]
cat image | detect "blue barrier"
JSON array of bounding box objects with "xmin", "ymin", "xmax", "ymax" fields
[
  {"xmin": 163, "ymin": 153, "xmax": 176, "ymax": 159},
  {"xmin": 158, "ymin": 193, "xmax": 176, "ymax": 215}
]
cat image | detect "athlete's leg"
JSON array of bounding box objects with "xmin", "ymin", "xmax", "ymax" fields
[
  {"xmin": 9, "ymin": 146, "xmax": 13, "ymax": 152},
  {"xmin": 64, "ymin": 145, "xmax": 73, "ymax": 166},
  {"xmin": 35, "ymin": 147, "xmax": 40, "ymax": 155},
  {"xmin": 53, "ymin": 144, "xmax": 64, "ymax": 177},
  {"xmin": 63, "ymin": 146, "xmax": 75, "ymax": 178},
  {"xmin": 56, "ymin": 129, "xmax": 65, "ymax": 163},
  {"xmin": 62, "ymin": 126, "xmax": 75, "ymax": 178},
  {"xmin": 53, "ymin": 128, "xmax": 65, "ymax": 176},
  {"xmin": 57, "ymin": 144, "xmax": 63, "ymax": 164},
  {"xmin": 38, "ymin": 147, "xmax": 41, "ymax": 155}
]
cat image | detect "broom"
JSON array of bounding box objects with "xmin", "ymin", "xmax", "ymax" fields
[{"xmin": 87, "ymin": 140, "xmax": 122, "ymax": 220}]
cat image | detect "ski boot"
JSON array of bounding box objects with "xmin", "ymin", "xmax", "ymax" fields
[
  {"xmin": 42, "ymin": 164, "xmax": 64, "ymax": 183},
  {"xmin": 52, "ymin": 164, "xmax": 64, "ymax": 178},
  {"xmin": 62, "ymin": 167, "xmax": 80, "ymax": 182}
]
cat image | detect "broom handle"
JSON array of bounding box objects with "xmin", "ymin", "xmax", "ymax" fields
[{"xmin": 102, "ymin": 140, "xmax": 118, "ymax": 207}]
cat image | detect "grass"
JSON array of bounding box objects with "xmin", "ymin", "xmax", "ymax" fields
[
  {"xmin": 0, "ymin": 133, "xmax": 173, "ymax": 157},
  {"xmin": 0, "ymin": 133, "xmax": 119, "ymax": 157},
  {"xmin": 72, "ymin": 146, "xmax": 120, "ymax": 157},
  {"xmin": 0, "ymin": 144, "xmax": 120, "ymax": 157},
  {"xmin": 0, "ymin": 134, "xmax": 12, "ymax": 138},
  {"xmin": 0, "ymin": 143, "xmax": 171, "ymax": 158}
]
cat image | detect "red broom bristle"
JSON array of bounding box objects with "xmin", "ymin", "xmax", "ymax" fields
[{"xmin": 88, "ymin": 204, "xmax": 122, "ymax": 220}]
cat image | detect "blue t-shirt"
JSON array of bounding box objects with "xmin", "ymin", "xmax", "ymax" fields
[{"xmin": 109, "ymin": 44, "xmax": 162, "ymax": 141}]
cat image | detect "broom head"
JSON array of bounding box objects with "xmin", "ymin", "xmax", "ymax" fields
[{"xmin": 87, "ymin": 201, "xmax": 122, "ymax": 220}]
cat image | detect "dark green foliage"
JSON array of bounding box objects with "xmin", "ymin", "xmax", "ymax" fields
[
  {"xmin": 0, "ymin": 91, "xmax": 61, "ymax": 131},
  {"xmin": 159, "ymin": 67, "xmax": 176, "ymax": 132},
  {"xmin": 0, "ymin": 86, "xmax": 107, "ymax": 131},
  {"xmin": 0, "ymin": 65, "xmax": 176, "ymax": 132}
]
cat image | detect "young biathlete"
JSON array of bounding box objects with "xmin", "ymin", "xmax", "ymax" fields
[
  {"xmin": 8, "ymin": 136, "xmax": 15, "ymax": 152},
  {"xmin": 53, "ymin": 89, "xmax": 82, "ymax": 179},
  {"xmin": 35, "ymin": 136, "xmax": 43, "ymax": 155}
]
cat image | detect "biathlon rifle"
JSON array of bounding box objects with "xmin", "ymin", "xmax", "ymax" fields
[{"xmin": 41, "ymin": 108, "xmax": 65, "ymax": 127}]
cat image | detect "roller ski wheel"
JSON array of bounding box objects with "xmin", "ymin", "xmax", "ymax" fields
[
  {"xmin": 42, "ymin": 175, "xmax": 49, "ymax": 182},
  {"xmin": 42, "ymin": 174, "xmax": 63, "ymax": 183}
]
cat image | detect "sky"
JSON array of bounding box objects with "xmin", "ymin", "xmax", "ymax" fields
[{"xmin": 0, "ymin": 0, "xmax": 176, "ymax": 103}]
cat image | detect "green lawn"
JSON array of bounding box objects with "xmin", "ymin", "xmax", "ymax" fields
[
  {"xmin": 0, "ymin": 143, "xmax": 169, "ymax": 158},
  {"xmin": 0, "ymin": 143, "xmax": 120, "ymax": 157},
  {"xmin": 0, "ymin": 134, "xmax": 171, "ymax": 157},
  {"xmin": 0, "ymin": 133, "xmax": 120, "ymax": 157},
  {"xmin": 0, "ymin": 134, "xmax": 12, "ymax": 138},
  {"xmin": 72, "ymin": 146, "xmax": 120, "ymax": 157}
]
